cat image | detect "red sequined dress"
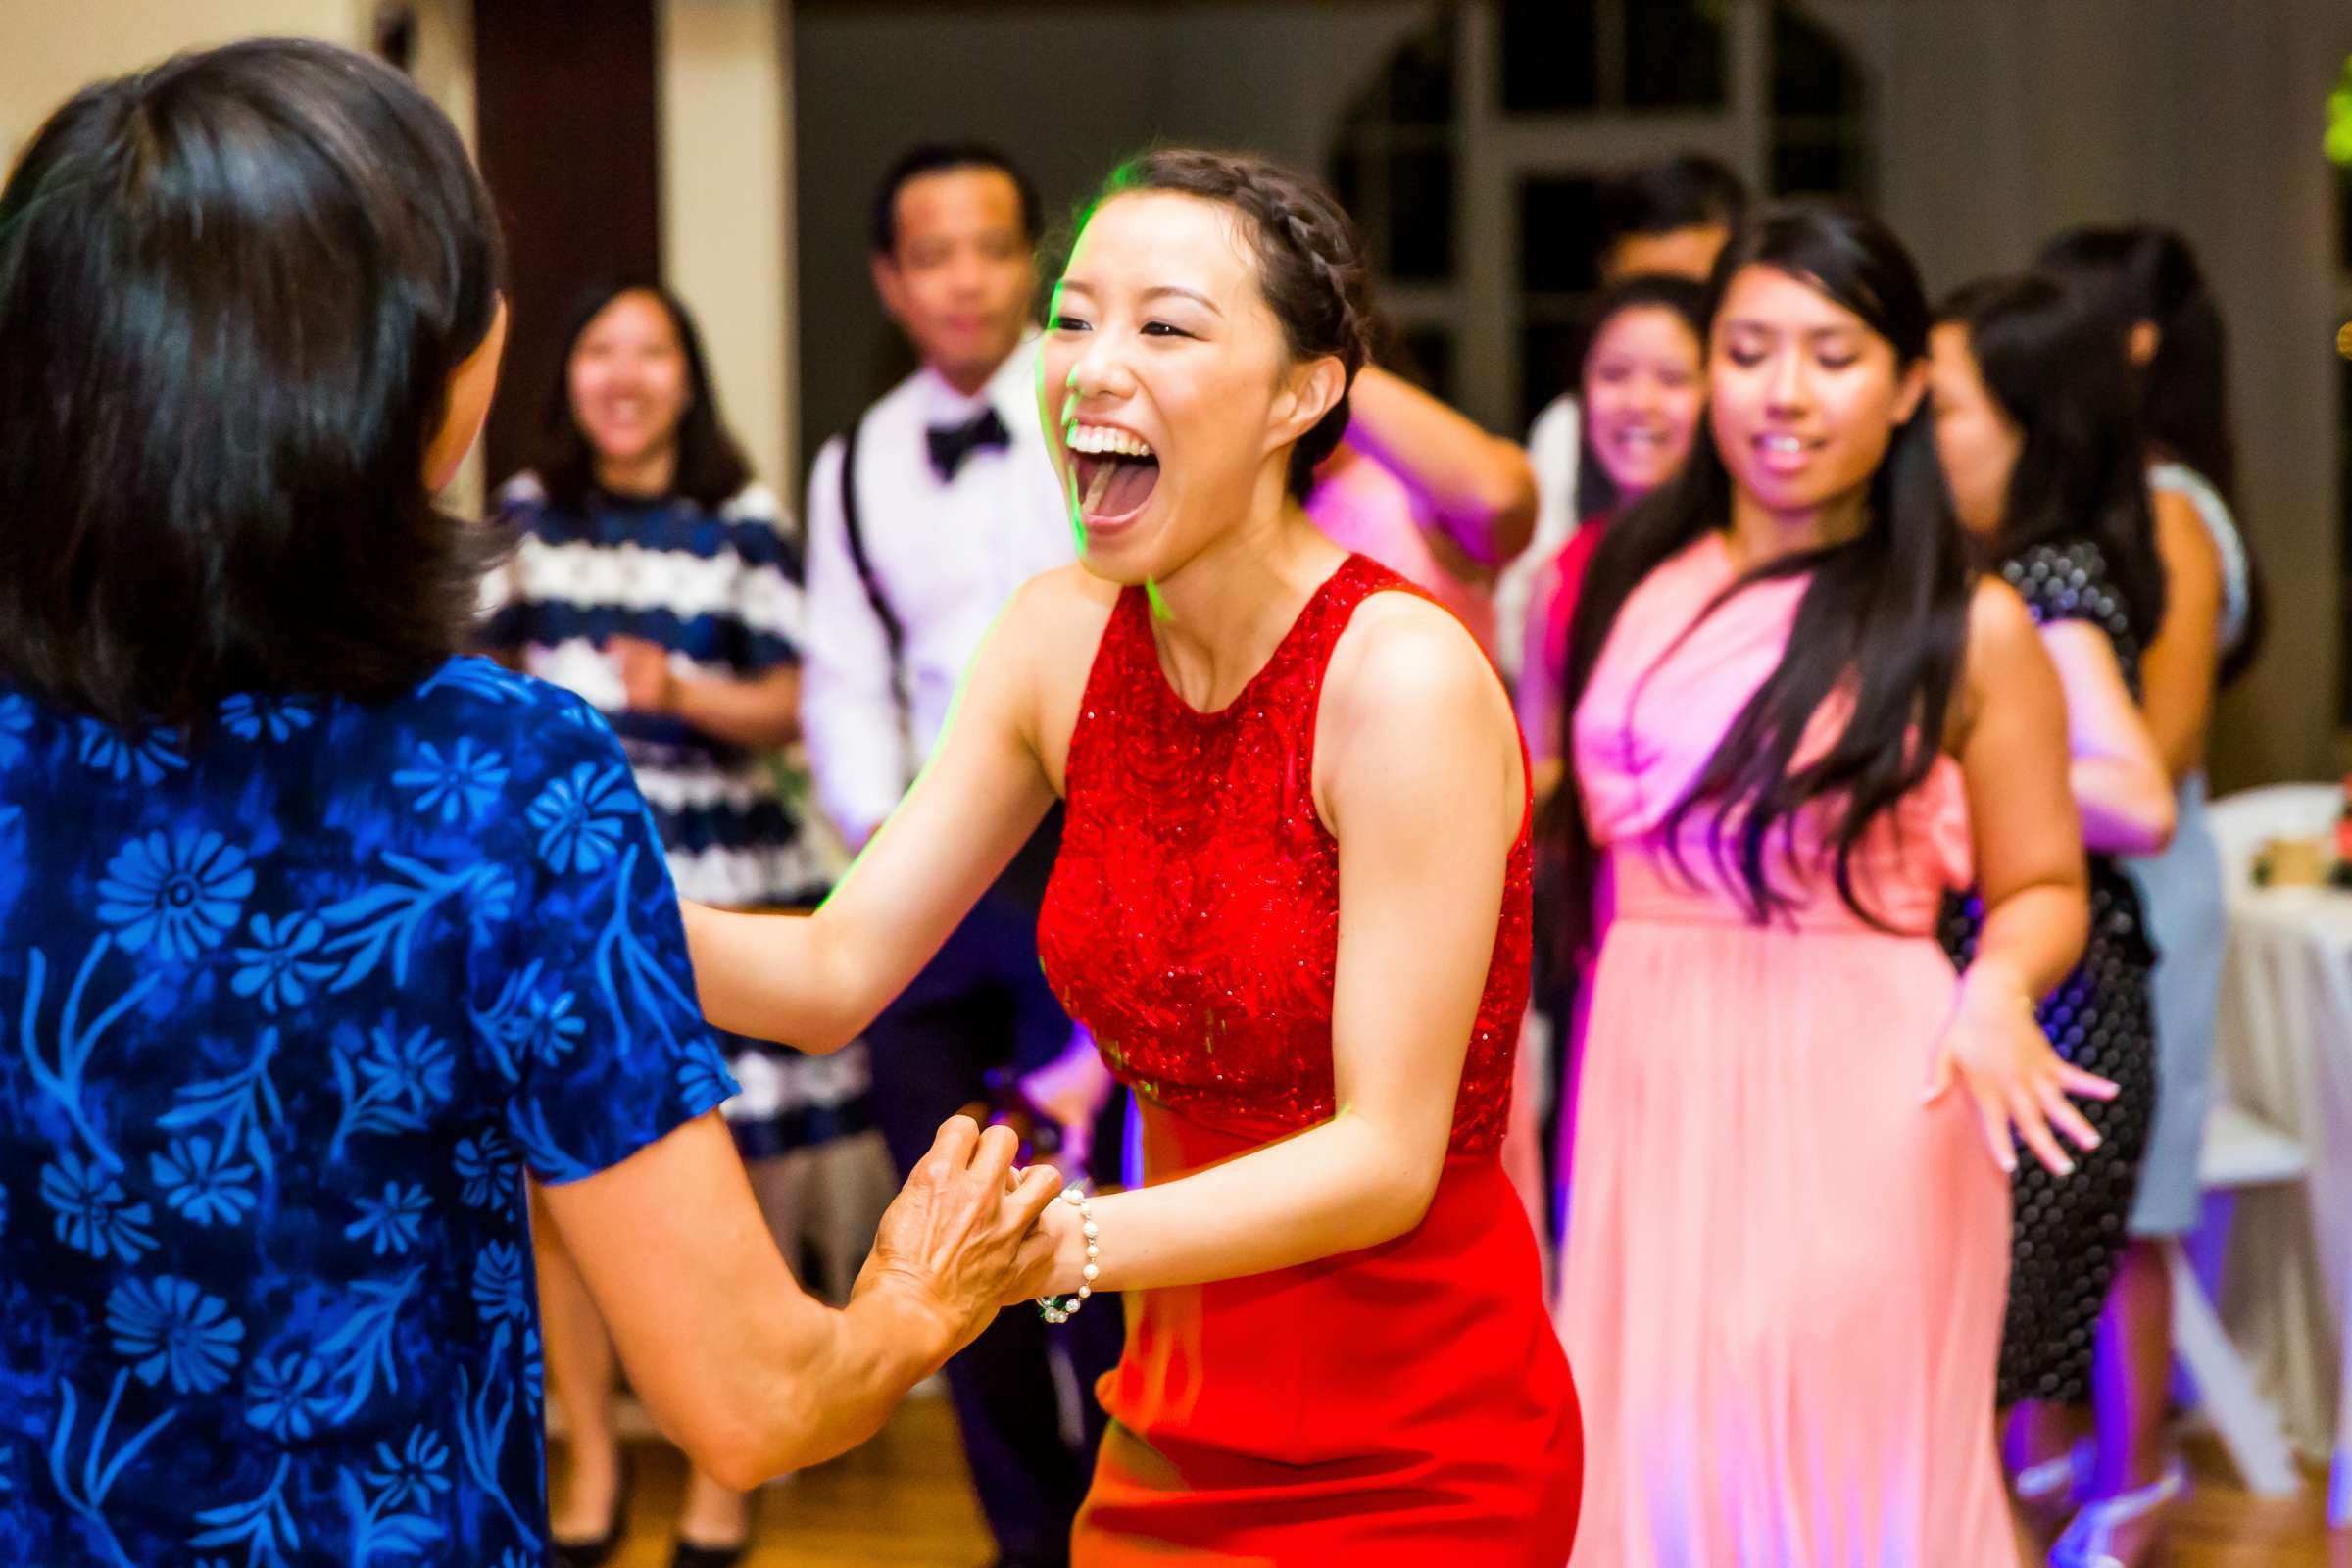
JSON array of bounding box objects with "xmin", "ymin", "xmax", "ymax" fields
[{"xmin": 1038, "ymin": 554, "xmax": 1583, "ymax": 1565}]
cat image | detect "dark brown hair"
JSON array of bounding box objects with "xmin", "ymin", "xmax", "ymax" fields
[
  {"xmin": 1595, "ymin": 152, "xmax": 1749, "ymax": 259},
  {"xmin": 871, "ymin": 141, "xmax": 1042, "ymax": 257},
  {"xmin": 1084, "ymin": 148, "xmax": 1371, "ymax": 500},
  {"xmin": 1935, "ymin": 271, "xmax": 2166, "ymax": 648},
  {"xmin": 0, "ymin": 38, "xmax": 505, "ymax": 731},
  {"xmin": 2038, "ymin": 223, "xmax": 2263, "ymax": 685},
  {"xmin": 528, "ymin": 277, "xmax": 751, "ymax": 514}
]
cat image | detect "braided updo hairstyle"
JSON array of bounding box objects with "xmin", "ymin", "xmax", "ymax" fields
[{"xmin": 1088, "ymin": 148, "xmax": 1371, "ymax": 501}]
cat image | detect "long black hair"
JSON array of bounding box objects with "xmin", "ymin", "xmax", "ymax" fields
[
  {"xmin": 1936, "ymin": 272, "xmax": 2167, "ymax": 647},
  {"xmin": 1542, "ymin": 202, "xmax": 1973, "ymax": 966},
  {"xmin": 2038, "ymin": 223, "xmax": 2263, "ymax": 682},
  {"xmin": 1572, "ymin": 273, "xmax": 1710, "ymax": 520},
  {"xmin": 529, "ymin": 278, "xmax": 751, "ymax": 514},
  {"xmin": 0, "ymin": 37, "xmax": 505, "ymax": 731}
]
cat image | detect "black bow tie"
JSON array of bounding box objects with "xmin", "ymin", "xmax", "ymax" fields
[{"xmin": 926, "ymin": 406, "xmax": 1011, "ymax": 482}]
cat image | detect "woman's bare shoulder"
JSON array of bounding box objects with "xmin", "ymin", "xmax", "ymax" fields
[
  {"xmin": 987, "ymin": 563, "xmax": 1120, "ymax": 666},
  {"xmin": 1319, "ymin": 588, "xmax": 1519, "ymax": 800},
  {"xmin": 1327, "ymin": 589, "xmax": 1505, "ymax": 719}
]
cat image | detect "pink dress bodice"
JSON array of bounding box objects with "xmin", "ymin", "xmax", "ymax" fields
[{"xmin": 1572, "ymin": 532, "xmax": 1970, "ymax": 933}]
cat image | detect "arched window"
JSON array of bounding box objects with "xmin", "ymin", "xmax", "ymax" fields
[{"xmin": 1329, "ymin": 1, "xmax": 1873, "ymax": 429}]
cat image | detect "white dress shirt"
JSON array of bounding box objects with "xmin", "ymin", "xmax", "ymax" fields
[
  {"xmin": 1494, "ymin": 392, "xmax": 1584, "ymax": 682},
  {"xmin": 802, "ymin": 337, "xmax": 1075, "ymax": 846}
]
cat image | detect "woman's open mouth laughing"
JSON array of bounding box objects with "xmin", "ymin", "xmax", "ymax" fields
[{"xmin": 1067, "ymin": 421, "xmax": 1161, "ymax": 531}]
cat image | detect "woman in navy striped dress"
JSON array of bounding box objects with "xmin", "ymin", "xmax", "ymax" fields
[{"xmin": 481, "ymin": 279, "xmax": 871, "ymax": 1567}]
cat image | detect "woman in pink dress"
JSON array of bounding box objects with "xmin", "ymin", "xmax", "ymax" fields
[
  {"xmin": 1519, "ymin": 273, "xmax": 1707, "ymax": 805},
  {"xmin": 1550, "ymin": 203, "xmax": 2111, "ymax": 1564}
]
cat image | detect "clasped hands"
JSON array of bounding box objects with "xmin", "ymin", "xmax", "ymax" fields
[{"xmin": 852, "ymin": 1115, "xmax": 1103, "ymax": 1365}]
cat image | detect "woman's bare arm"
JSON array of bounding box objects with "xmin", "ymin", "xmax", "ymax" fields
[
  {"xmin": 681, "ymin": 573, "xmax": 1091, "ymax": 1051},
  {"xmin": 543, "ymin": 1114, "xmax": 1058, "ymax": 1488},
  {"xmin": 1345, "ymin": 366, "xmax": 1540, "ymax": 568},
  {"xmin": 2038, "ymin": 619, "xmax": 2175, "ymax": 857},
  {"xmin": 1934, "ymin": 580, "xmax": 2109, "ymax": 1175},
  {"xmin": 2136, "ymin": 488, "xmax": 2225, "ymax": 780}
]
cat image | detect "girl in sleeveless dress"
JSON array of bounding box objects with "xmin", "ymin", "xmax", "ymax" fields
[
  {"xmin": 2032, "ymin": 222, "xmax": 2267, "ymax": 1568},
  {"xmin": 1929, "ymin": 274, "xmax": 2179, "ymax": 1566},
  {"xmin": 1550, "ymin": 205, "xmax": 2111, "ymax": 1566},
  {"xmin": 2034, "ymin": 226, "xmax": 2265, "ymax": 1566},
  {"xmin": 1514, "ymin": 274, "xmax": 1708, "ymax": 1302},
  {"xmin": 685, "ymin": 149, "xmax": 1579, "ymax": 1564}
]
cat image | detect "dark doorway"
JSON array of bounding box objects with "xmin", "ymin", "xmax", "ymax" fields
[{"xmin": 472, "ymin": 0, "xmax": 662, "ymax": 487}]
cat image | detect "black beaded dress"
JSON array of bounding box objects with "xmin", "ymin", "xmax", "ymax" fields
[{"xmin": 1940, "ymin": 539, "xmax": 2158, "ymax": 1408}]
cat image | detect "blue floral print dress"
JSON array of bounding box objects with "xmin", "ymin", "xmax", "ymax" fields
[{"xmin": 0, "ymin": 657, "xmax": 737, "ymax": 1567}]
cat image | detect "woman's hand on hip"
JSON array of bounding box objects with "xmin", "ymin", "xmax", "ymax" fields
[{"xmin": 1925, "ymin": 960, "xmax": 2116, "ymax": 1176}]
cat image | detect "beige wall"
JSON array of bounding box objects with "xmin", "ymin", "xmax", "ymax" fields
[
  {"xmin": 0, "ymin": 1, "xmax": 369, "ymax": 165},
  {"xmin": 659, "ymin": 0, "xmax": 796, "ymax": 494}
]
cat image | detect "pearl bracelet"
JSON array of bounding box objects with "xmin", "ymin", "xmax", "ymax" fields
[{"xmin": 1036, "ymin": 1186, "xmax": 1100, "ymax": 1325}]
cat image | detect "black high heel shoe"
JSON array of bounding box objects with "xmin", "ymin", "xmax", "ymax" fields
[
  {"xmin": 551, "ymin": 1452, "xmax": 631, "ymax": 1568},
  {"xmin": 667, "ymin": 1537, "xmax": 749, "ymax": 1568}
]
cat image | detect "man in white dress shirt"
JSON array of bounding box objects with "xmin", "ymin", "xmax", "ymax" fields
[
  {"xmin": 1498, "ymin": 152, "xmax": 1746, "ymax": 680},
  {"xmin": 801, "ymin": 144, "xmax": 1115, "ymax": 1568}
]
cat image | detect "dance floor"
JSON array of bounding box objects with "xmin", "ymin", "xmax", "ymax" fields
[{"xmin": 572, "ymin": 1392, "xmax": 2346, "ymax": 1566}]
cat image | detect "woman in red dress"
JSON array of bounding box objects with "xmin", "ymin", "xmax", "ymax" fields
[{"xmin": 685, "ymin": 148, "xmax": 1580, "ymax": 1564}]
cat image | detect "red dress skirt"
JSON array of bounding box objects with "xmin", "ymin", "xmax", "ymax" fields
[{"xmin": 1075, "ymin": 1102, "xmax": 1581, "ymax": 1565}]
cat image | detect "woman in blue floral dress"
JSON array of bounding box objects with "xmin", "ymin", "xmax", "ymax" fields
[{"xmin": 0, "ymin": 39, "xmax": 1056, "ymax": 1568}]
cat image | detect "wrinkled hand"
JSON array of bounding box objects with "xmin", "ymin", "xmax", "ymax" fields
[
  {"xmin": 856, "ymin": 1117, "xmax": 1060, "ymax": 1360},
  {"xmin": 1925, "ymin": 965, "xmax": 2117, "ymax": 1176},
  {"xmin": 610, "ymin": 635, "xmax": 674, "ymax": 713},
  {"xmin": 1017, "ymin": 1030, "xmax": 1114, "ymax": 1174}
]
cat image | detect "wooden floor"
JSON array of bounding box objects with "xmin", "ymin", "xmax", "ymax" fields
[
  {"xmin": 578, "ymin": 1395, "xmax": 2348, "ymax": 1566},
  {"xmin": 584, "ymin": 1394, "xmax": 991, "ymax": 1567}
]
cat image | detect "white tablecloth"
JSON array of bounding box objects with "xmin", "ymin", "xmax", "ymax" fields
[{"xmin": 2214, "ymin": 884, "xmax": 2352, "ymax": 1459}]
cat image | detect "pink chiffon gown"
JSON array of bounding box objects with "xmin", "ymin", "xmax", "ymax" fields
[{"xmin": 1558, "ymin": 533, "xmax": 2018, "ymax": 1565}]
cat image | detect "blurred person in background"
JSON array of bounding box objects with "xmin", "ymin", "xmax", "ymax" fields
[
  {"xmin": 1517, "ymin": 273, "xmax": 1709, "ymax": 804},
  {"xmin": 1499, "ymin": 152, "xmax": 1747, "ymax": 685},
  {"xmin": 1515, "ymin": 273, "xmax": 1707, "ymax": 1290},
  {"xmin": 1930, "ymin": 270, "xmax": 2177, "ymax": 1566},
  {"xmin": 2030, "ymin": 223, "xmax": 2265, "ymax": 1567},
  {"xmin": 482, "ymin": 277, "xmax": 869, "ymax": 1567}
]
